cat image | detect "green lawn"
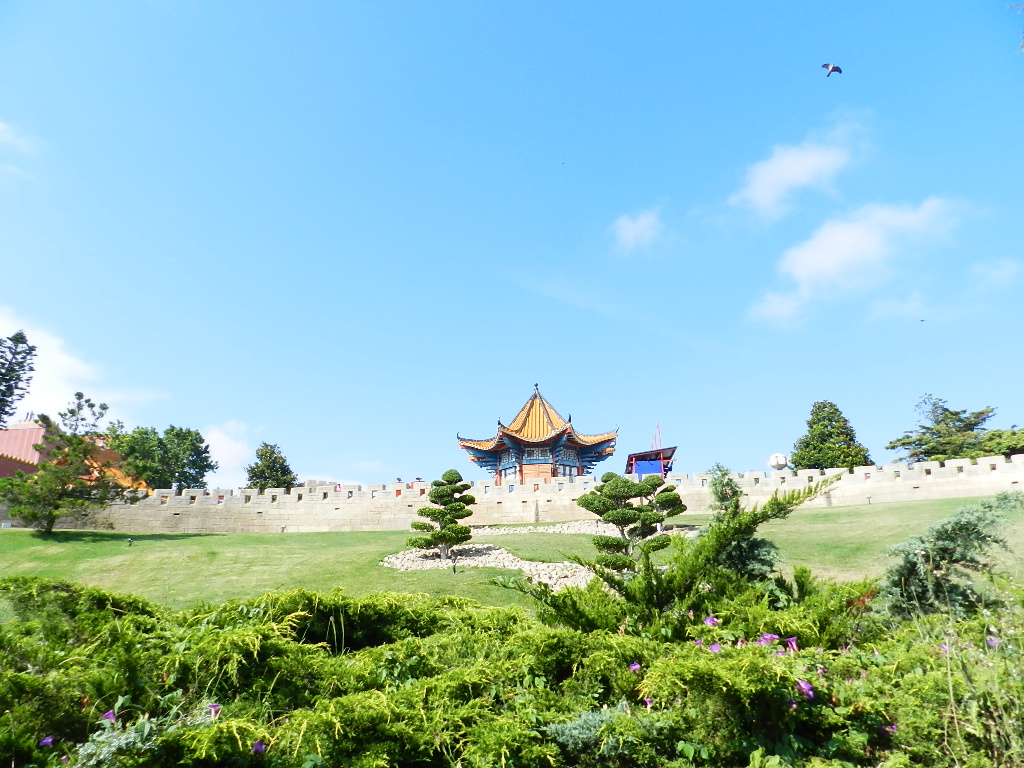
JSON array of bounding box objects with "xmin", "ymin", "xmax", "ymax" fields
[
  {"xmin": 0, "ymin": 528, "xmax": 599, "ymax": 611},
  {"xmin": 1, "ymin": 495, "xmax": 1020, "ymax": 610}
]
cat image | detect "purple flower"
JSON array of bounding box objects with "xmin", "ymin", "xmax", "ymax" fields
[
  {"xmin": 777, "ymin": 649, "xmax": 786, "ymax": 656},
  {"xmin": 252, "ymin": 740, "xmax": 267, "ymax": 754},
  {"xmin": 644, "ymin": 697, "xmax": 653, "ymax": 710},
  {"xmin": 785, "ymin": 637, "xmax": 799, "ymax": 653},
  {"xmin": 102, "ymin": 710, "xmax": 116, "ymax": 723},
  {"xmin": 796, "ymin": 679, "xmax": 814, "ymax": 700},
  {"xmin": 736, "ymin": 638, "xmax": 747, "ymax": 648},
  {"xmin": 709, "ymin": 643, "xmax": 722, "ymax": 653},
  {"xmin": 38, "ymin": 736, "xmax": 54, "ymax": 747},
  {"xmin": 208, "ymin": 703, "xmax": 221, "ymax": 719},
  {"xmin": 703, "ymin": 615, "xmax": 719, "ymax": 627},
  {"xmin": 816, "ymin": 668, "xmax": 827, "ymax": 678},
  {"xmin": 879, "ymin": 724, "xmax": 898, "ymax": 736},
  {"xmin": 939, "ymin": 643, "xmax": 949, "ymax": 653},
  {"xmin": 694, "ymin": 639, "xmax": 703, "ymax": 646},
  {"xmin": 788, "ymin": 700, "xmax": 798, "ymax": 710},
  {"xmin": 987, "ymin": 636, "xmax": 1001, "ymax": 648},
  {"xmin": 61, "ymin": 757, "xmax": 69, "ymax": 765},
  {"xmin": 628, "ymin": 662, "xmax": 641, "ymax": 673},
  {"xmin": 757, "ymin": 633, "xmax": 780, "ymax": 645}
]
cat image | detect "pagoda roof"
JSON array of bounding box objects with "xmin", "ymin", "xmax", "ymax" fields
[{"xmin": 458, "ymin": 386, "xmax": 617, "ymax": 452}]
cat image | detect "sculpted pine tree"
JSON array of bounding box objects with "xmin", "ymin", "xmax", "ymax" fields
[
  {"xmin": 577, "ymin": 472, "xmax": 685, "ymax": 572},
  {"xmin": 0, "ymin": 330, "xmax": 37, "ymax": 430},
  {"xmin": 791, "ymin": 401, "xmax": 872, "ymax": 470},
  {"xmin": 245, "ymin": 442, "xmax": 298, "ymax": 492},
  {"xmin": 408, "ymin": 469, "xmax": 475, "ymax": 560}
]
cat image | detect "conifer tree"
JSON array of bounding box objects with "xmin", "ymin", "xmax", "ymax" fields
[
  {"xmin": 0, "ymin": 330, "xmax": 36, "ymax": 429},
  {"xmin": 245, "ymin": 442, "xmax": 298, "ymax": 491},
  {"xmin": 791, "ymin": 401, "xmax": 872, "ymax": 470},
  {"xmin": 576, "ymin": 472, "xmax": 685, "ymax": 571},
  {"xmin": 408, "ymin": 469, "xmax": 475, "ymax": 560}
]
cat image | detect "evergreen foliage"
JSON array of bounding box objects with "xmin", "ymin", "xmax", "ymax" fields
[
  {"xmin": 886, "ymin": 394, "xmax": 997, "ymax": 463},
  {"xmin": 244, "ymin": 442, "xmax": 298, "ymax": 492},
  {"xmin": 0, "ymin": 393, "xmax": 138, "ymax": 534},
  {"xmin": 3, "ymin": 570, "xmax": 1021, "ymax": 767},
  {"xmin": 106, "ymin": 423, "xmax": 218, "ymax": 489},
  {"xmin": 575, "ymin": 472, "xmax": 684, "ymax": 571},
  {"xmin": 504, "ymin": 477, "xmax": 840, "ymax": 638},
  {"xmin": 878, "ymin": 492, "xmax": 1021, "ymax": 618},
  {"xmin": 0, "ymin": 329, "xmax": 36, "ymax": 429},
  {"xmin": 791, "ymin": 400, "xmax": 872, "ymax": 470},
  {"xmin": 407, "ymin": 469, "xmax": 476, "ymax": 560},
  {"xmin": 706, "ymin": 463, "xmax": 781, "ymax": 582}
]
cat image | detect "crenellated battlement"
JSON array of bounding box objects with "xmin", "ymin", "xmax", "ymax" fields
[{"xmin": 92, "ymin": 455, "xmax": 1024, "ymax": 534}]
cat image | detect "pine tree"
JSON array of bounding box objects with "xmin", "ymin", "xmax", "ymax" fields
[
  {"xmin": 245, "ymin": 442, "xmax": 298, "ymax": 492},
  {"xmin": 408, "ymin": 469, "xmax": 476, "ymax": 560},
  {"xmin": 0, "ymin": 330, "xmax": 36, "ymax": 429},
  {"xmin": 791, "ymin": 401, "xmax": 872, "ymax": 470}
]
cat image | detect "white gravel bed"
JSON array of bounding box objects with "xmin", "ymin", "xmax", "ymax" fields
[
  {"xmin": 380, "ymin": 543, "xmax": 594, "ymax": 591},
  {"xmin": 471, "ymin": 520, "xmax": 699, "ymax": 537}
]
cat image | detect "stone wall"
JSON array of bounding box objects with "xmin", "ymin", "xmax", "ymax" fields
[{"xmin": 92, "ymin": 454, "xmax": 1024, "ymax": 534}]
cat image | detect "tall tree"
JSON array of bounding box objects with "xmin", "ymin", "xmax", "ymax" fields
[
  {"xmin": 0, "ymin": 330, "xmax": 37, "ymax": 429},
  {"xmin": 408, "ymin": 469, "xmax": 476, "ymax": 560},
  {"xmin": 886, "ymin": 394, "xmax": 995, "ymax": 463},
  {"xmin": 0, "ymin": 393, "xmax": 138, "ymax": 534},
  {"xmin": 106, "ymin": 424, "xmax": 218, "ymax": 490},
  {"xmin": 245, "ymin": 442, "xmax": 298, "ymax": 491},
  {"xmin": 791, "ymin": 401, "xmax": 872, "ymax": 470}
]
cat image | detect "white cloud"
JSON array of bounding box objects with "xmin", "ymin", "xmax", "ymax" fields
[
  {"xmin": 203, "ymin": 420, "xmax": 255, "ymax": 490},
  {"xmin": 751, "ymin": 198, "xmax": 957, "ymax": 321},
  {"xmin": 728, "ymin": 125, "xmax": 860, "ymax": 220},
  {"xmin": 0, "ymin": 306, "xmax": 100, "ymax": 420},
  {"xmin": 0, "ymin": 120, "xmax": 36, "ymax": 154},
  {"xmin": 611, "ymin": 208, "xmax": 663, "ymax": 251}
]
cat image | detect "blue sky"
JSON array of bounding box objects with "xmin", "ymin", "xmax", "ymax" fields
[{"xmin": 1, "ymin": 1, "xmax": 1022, "ymax": 488}]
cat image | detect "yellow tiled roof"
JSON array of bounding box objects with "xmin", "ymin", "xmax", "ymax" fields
[{"xmin": 458, "ymin": 387, "xmax": 617, "ymax": 450}]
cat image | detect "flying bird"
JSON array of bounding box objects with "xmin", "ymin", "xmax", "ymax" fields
[{"xmin": 822, "ymin": 63, "xmax": 842, "ymax": 77}]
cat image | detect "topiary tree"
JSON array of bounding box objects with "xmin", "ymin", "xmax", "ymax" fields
[
  {"xmin": 245, "ymin": 442, "xmax": 298, "ymax": 492},
  {"xmin": 791, "ymin": 400, "xmax": 872, "ymax": 470},
  {"xmin": 576, "ymin": 472, "xmax": 685, "ymax": 572},
  {"xmin": 408, "ymin": 469, "xmax": 476, "ymax": 560}
]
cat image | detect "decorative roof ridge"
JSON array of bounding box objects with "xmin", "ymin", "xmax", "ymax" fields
[{"xmin": 0, "ymin": 451, "xmax": 37, "ymax": 466}]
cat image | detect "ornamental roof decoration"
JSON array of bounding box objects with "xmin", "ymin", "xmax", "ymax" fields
[{"xmin": 457, "ymin": 386, "xmax": 617, "ymax": 475}]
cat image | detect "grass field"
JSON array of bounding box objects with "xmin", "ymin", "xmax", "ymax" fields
[{"xmin": 1, "ymin": 494, "xmax": 1021, "ymax": 610}]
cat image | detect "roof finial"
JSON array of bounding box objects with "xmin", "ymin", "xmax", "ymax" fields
[{"xmin": 534, "ymin": 383, "xmax": 539, "ymax": 391}]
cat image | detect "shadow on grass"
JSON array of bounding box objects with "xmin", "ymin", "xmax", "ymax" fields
[{"xmin": 36, "ymin": 530, "xmax": 217, "ymax": 543}]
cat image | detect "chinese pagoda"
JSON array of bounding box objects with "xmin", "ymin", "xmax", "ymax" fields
[{"xmin": 457, "ymin": 386, "xmax": 617, "ymax": 485}]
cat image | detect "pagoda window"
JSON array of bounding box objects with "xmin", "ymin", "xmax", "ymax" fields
[{"xmin": 524, "ymin": 448, "xmax": 551, "ymax": 460}]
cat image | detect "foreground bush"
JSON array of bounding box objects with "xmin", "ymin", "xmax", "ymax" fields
[{"xmin": 2, "ymin": 575, "xmax": 1023, "ymax": 767}]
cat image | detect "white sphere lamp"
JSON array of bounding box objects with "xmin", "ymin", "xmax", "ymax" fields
[{"xmin": 767, "ymin": 453, "xmax": 789, "ymax": 471}]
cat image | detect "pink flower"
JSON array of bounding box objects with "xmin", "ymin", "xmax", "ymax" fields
[
  {"xmin": 736, "ymin": 638, "xmax": 746, "ymax": 648},
  {"xmin": 703, "ymin": 615, "xmax": 719, "ymax": 627},
  {"xmin": 785, "ymin": 637, "xmax": 799, "ymax": 653},
  {"xmin": 709, "ymin": 643, "xmax": 722, "ymax": 653},
  {"xmin": 757, "ymin": 633, "xmax": 780, "ymax": 645},
  {"xmin": 628, "ymin": 662, "xmax": 641, "ymax": 673},
  {"xmin": 208, "ymin": 703, "xmax": 221, "ymax": 719},
  {"xmin": 644, "ymin": 698, "xmax": 653, "ymax": 710}
]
